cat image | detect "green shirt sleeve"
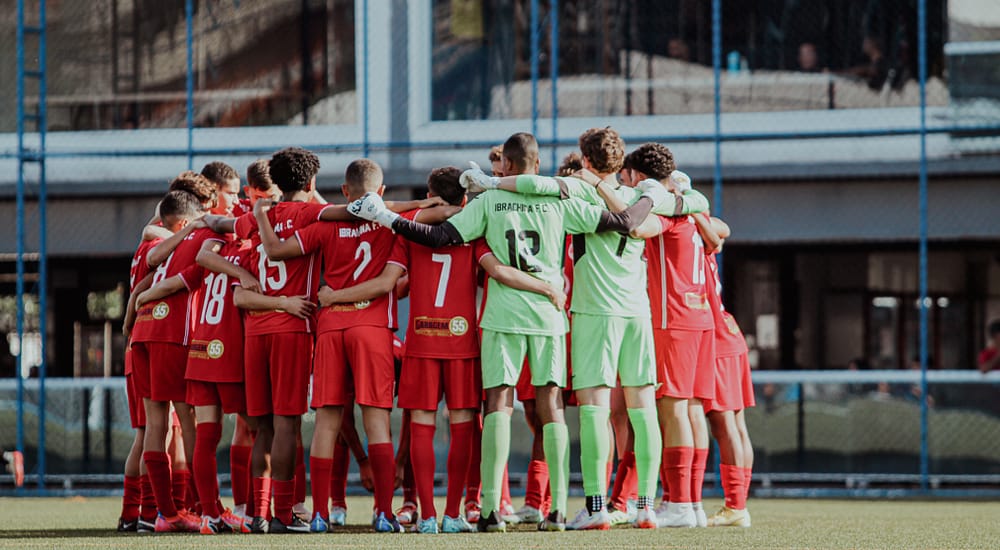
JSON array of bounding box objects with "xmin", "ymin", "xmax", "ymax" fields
[
  {"xmin": 559, "ymin": 197, "xmax": 604, "ymax": 235},
  {"xmin": 676, "ymin": 189, "xmax": 710, "ymax": 215},
  {"xmin": 445, "ymin": 193, "xmax": 488, "ymax": 242},
  {"xmin": 514, "ymin": 175, "xmax": 599, "ymax": 203}
]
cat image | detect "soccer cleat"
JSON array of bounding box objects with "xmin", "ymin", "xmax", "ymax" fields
[
  {"xmin": 3, "ymin": 451, "xmax": 24, "ymax": 488},
  {"xmin": 567, "ymin": 508, "xmax": 611, "ymax": 531},
  {"xmin": 154, "ymin": 510, "xmax": 201, "ymax": 533},
  {"xmin": 693, "ymin": 501, "xmax": 707, "ymax": 527},
  {"xmin": 249, "ymin": 516, "xmax": 270, "ymax": 534},
  {"xmin": 329, "ymin": 506, "xmax": 347, "ymax": 526},
  {"xmin": 309, "ymin": 513, "xmax": 329, "ymax": 533},
  {"xmin": 657, "ymin": 502, "xmax": 697, "ymax": 528},
  {"xmin": 625, "ymin": 499, "xmax": 639, "ymax": 522},
  {"xmin": 477, "ymin": 510, "xmax": 506, "ymax": 533},
  {"xmin": 538, "ymin": 511, "xmax": 566, "ymax": 532},
  {"xmin": 606, "ymin": 505, "xmax": 630, "ymax": 526},
  {"xmin": 514, "ymin": 504, "xmax": 543, "ymax": 524},
  {"xmin": 464, "ymin": 501, "xmax": 481, "ymax": 523},
  {"xmin": 268, "ymin": 516, "xmax": 311, "ymax": 534},
  {"xmin": 136, "ymin": 518, "xmax": 156, "ymax": 534},
  {"xmin": 395, "ymin": 501, "xmax": 419, "ymax": 526},
  {"xmin": 416, "ymin": 516, "xmax": 439, "ymax": 534},
  {"xmin": 220, "ymin": 508, "xmax": 251, "ymax": 533},
  {"xmin": 373, "ymin": 512, "xmax": 405, "ymax": 533},
  {"xmin": 633, "ymin": 506, "xmax": 658, "ymax": 529},
  {"xmin": 231, "ymin": 503, "xmax": 247, "ymax": 520},
  {"xmin": 707, "ymin": 506, "xmax": 751, "ymax": 528},
  {"xmin": 499, "ymin": 502, "xmax": 520, "ymax": 524},
  {"xmin": 116, "ymin": 517, "xmax": 138, "ymax": 532},
  {"xmin": 293, "ymin": 502, "xmax": 311, "ymax": 523},
  {"xmin": 199, "ymin": 516, "xmax": 223, "ymax": 535},
  {"xmin": 655, "ymin": 500, "xmax": 670, "ymax": 517},
  {"xmin": 441, "ymin": 515, "xmax": 475, "ymax": 533},
  {"xmin": 744, "ymin": 509, "xmax": 752, "ymax": 527}
]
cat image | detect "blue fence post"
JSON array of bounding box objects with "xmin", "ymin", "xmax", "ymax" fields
[
  {"xmin": 711, "ymin": 0, "xmax": 722, "ymax": 217},
  {"xmin": 36, "ymin": 0, "xmax": 48, "ymax": 489},
  {"xmin": 362, "ymin": 0, "xmax": 369, "ymax": 158},
  {"xmin": 917, "ymin": 0, "xmax": 930, "ymax": 493},
  {"xmin": 185, "ymin": 0, "xmax": 194, "ymax": 169},
  {"xmin": 530, "ymin": 0, "xmax": 539, "ymax": 139},
  {"xmin": 549, "ymin": 0, "xmax": 558, "ymax": 172},
  {"xmin": 14, "ymin": 0, "xmax": 26, "ymax": 491}
]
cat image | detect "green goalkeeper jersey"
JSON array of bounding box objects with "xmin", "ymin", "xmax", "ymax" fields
[
  {"xmin": 446, "ymin": 189, "xmax": 604, "ymax": 336},
  {"xmin": 514, "ymin": 175, "xmax": 709, "ymax": 318}
]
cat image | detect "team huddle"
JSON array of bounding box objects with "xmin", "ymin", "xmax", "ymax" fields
[{"xmin": 118, "ymin": 127, "xmax": 755, "ymax": 535}]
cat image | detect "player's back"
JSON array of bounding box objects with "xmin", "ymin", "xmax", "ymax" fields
[
  {"xmin": 129, "ymin": 238, "xmax": 160, "ymax": 292},
  {"xmin": 705, "ymin": 253, "xmax": 747, "ymax": 356},
  {"xmin": 645, "ymin": 215, "xmax": 713, "ymax": 331},
  {"xmin": 187, "ymin": 239, "xmax": 253, "ymax": 376}
]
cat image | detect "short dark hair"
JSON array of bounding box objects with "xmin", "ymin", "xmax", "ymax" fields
[
  {"xmin": 168, "ymin": 170, "xmax": 217, "ymax": 205},
  {"xmin": 502, "ymin": 132, "xmax": 539, "ymax": 174},
  {"xmin": 344, "ymin": 158, "xmax": 383, "ymax": 194},
  {"xmin": 246, "ymin": 159, "xmax": 273, "ymax": 191},
  {"xmin": 990, "ymin": 319, "xmax": 1000, "ymax": 337},
  {"xmin": 579, "ymin": 127, "xmax": 625, "ymax": 174},
  {"xmin": 625, "ymin": 143, "xmax": 675, "ymax": 180},
  {"xmin": 557, "ymin": 152, "xmax": 583, "ymax": 177},
  {"xmin": 427, "ymin": 167, "xmax": 464, "ymax": 206},
  {"xmin": 200, "ymin": 161, "xmax": 239, "ymax": 186},
  {"xmin": 269, "ymin": 147, "xmax": 321, "ymax": 194},
  {"xmin": 158, "ymin": 190, "xmax": 205, "ymax": 220}
]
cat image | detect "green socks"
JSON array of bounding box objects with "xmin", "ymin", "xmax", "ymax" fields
[
  {"xmin": 480, "ymin": 412, "xmax": 511, "ymax": 518},
  {"xmin": 542, "ymin": 422, "xmax": 570, "ymax": 515},
  {"xmin": 628, "ymin": 406, "xmax": 662, "ymax": 500},
  {"xmin": 579, "ymin": 405, "xmax": 611, "ymax": 497}
]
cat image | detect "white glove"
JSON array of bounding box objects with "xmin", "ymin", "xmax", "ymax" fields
[
  {"xmin": 460, "ymin": 161, "xmax": 501, "ymax": 192},
  {"xmin": 670, "ymin": 170, "xmax": 692, "ymax": 192},
  {"xmin": 348, "ymin": 192, "xmax": 399, "ymax": 227},
  {"xmin": 637, "ymin": 178, "xmax": 671, "ymax": 209}
]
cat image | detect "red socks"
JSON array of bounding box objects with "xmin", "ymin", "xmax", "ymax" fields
[
  {"xmin": 273, "ymin": 478, "xmax": 295, "ymax": 525},
  {"xmin": 402, "ymin": 458, "xmax": 417, "ymax": 505},
  {"xmin": 369, "ymin": 442, "xmax": 395, "ymax": 517},
  {"xmin": 466, "ymin": 415, "xmax": 482, "ymax": 505},
  {"xmin": 142, "ymin": 451, "xmax": 178, "ymax": 518},
  {"xmin": 610, "ymin": 451, "xmax": 637, "ymax": 512},
  {"xmin": 229, "ymin": 444, "xmax": 252, "ymax": 509},
  {"xmin": 664, "ymin": 446, "xmax": 694, "ymax": 503},
  {"xmin": 253, "ymin": 476, "xmax": 272, "ymax": 519},
  {"xmin": 445, "ymin": 420, "xmax": 473, "ymax": 518},
  {"xmin": 721, "ymin": 464, "xmax": 747, "ymax": 510},
  {"xmin": 524, "ymin": 459, "xmax": 549, "ymax": 510},
  {"xmin": 139, "ymin": 473, "xmax": 157, "ymax": 522},
  {"xmin": 501, "ymin": 465, "xmax": 511, "ymax": 509},
  {"xmin": 330, "ymin": 439, "xmax": 350, "ymax": 509},
  {"xmin": 743, "ymin": 467, "xmax": 753, "ymax": 501},
  {"xmin": 121, "ymin": 475, "xmax": 141, "ymax": 522},
  {"xmin": 171, "ymin": 467, "xmax": 190, "ymax": 513},
  {"xmin": 410, "ymin": 422, "xmax": 437, "ymax": 519},
  {"xmin": 691, "ymin": 448, "xmax": 709, "ymax": 503},
  {"xmin": 310, "ymin": 456, "xmax": 333, "ymax": 520},
  {"xmin": 193, "ymin": 422, "xmax": 222, "ymax": 518},
  {"xmin": 294, "ymin": 444, "xmax": 306, "ymax": 506}
]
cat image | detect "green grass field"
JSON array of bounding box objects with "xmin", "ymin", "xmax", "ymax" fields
[{"xmin": 0, "ymin": 496, "xmax": 997, "ymax": 549}]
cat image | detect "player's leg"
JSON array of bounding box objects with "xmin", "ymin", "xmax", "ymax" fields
[
  {"xmin": 464, "ymin": 410, "xmax": 483, "ymax": 522},
  {"xmin": 191, "ymin": 390, "xmax": 225, "ymax": 531},
  {"xmin": 173, "ymin": 402, "xmax": 198, "ymax": 514},
  {"xmin": 229, "ymin": 415, "xmax": 254, "ymax": 521},
  {"xmin": 243, "ymin": 335, "xmax": 274, "ymax": 531},
  {"xmin": 267, "ymin": 333, "xmax": 312, "ymax": 533},
  {"xmin": 119, "ymin": 368, "xmax": 144, "ymax": 532},
  {"xmin": 249, "ymin": 415, "xmax": 273, "ymax": 530},
  {"xmin": 689, "ymin": 329, "xmax": 716, "ymax": 527},
  {"xmin": 516, "ymin": 368, "xmax": 547, "ymax": 524},
  {"xmin": 142, "ymin": 397, "xmax": 183, "ymax": 523},
  {"xmin": 654, "ymin": 328, "xmax": 698, "ymax": 528},
  {"xmin": 307, "ymin": 331, "xmax": 347, "ymax": 532},
  {"xmin": 736, "ymin": 409, "xmax": 754, "ymax": 503},
  {"xmin": 395, "ymin": 412, "xmax": 417, "ymax": 524},
  {"xmin": 399, "ymin": 356, "xmax": 445, "ymax": 533},
  {"xmin": 618, "ymin": 316, "xmax": 661, "ymax": 529},
  {"xmin": 293, "ymin": 431, "xmax": 309, "ymax": 522},
  {"xmin": 439, "ymin": 357, "xmax": 480, "ymax": 533},
  {"xmin": 528, "ymin": 333, "xmax": 570, "ymax": 531},
  {"xmin": 707, "ymin": 409, "xmax": 749, "ymax": 527},
  {"xmin": 609, "ymin": 386, "xmax": 638, "ymax": 524}
]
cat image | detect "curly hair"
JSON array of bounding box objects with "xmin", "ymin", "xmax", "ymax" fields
[
  {"xmin": 200, "ymin": 161, "xmax": 239, "ymax": 186},
  {"xmin": 427, "ymin": 166, "xmax": 464, "ymax": 206},
  {"xmin": 578, "ymin": 127, "xmax": 625, "ymax": 174},
  {"xmin": 557, "ymin": 152, "xmax": 584, "ymax": 177},
  {"xmin": 168, "ymin": 170, "xmax": 217, "ymax": 205},
  {"xmin": 245, "ymin": 159, "xmax": 273, "ymax": 191},
  {"xmin": 269, "ymin": 147, "xmax": 321, "ymax": 194},
  {"xmin": 624, "ymin": 143, "xmax": 675, "ymax": 180}
]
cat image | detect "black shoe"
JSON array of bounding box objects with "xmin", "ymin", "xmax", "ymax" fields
[
  {"xmin": 476, "ymin": 511, "xmax": 507, "ymax": 533},
  {"xmin": 136, "ymin": 518, "xmax": 155, "ymax": 533},
  {"xmin": 269, "ymin": 516, "xmax": 311, "ymax": 534},
  {"xmin": 117, "ymin": 517, "xmax": 138, "ymax": 532},
  {"xmin": 539, "ymin": 511, "xmax": 566, "ymax": 532},
  {"xmin": 250, "ymin": 516, "xmax": 270, "ymax": 534}
]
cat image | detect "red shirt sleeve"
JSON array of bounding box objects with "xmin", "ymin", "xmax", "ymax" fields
[
  {"xmin": 386, "ymin": 236, "xmax": 409, "ymax": 271},
  {"xmin": 656, "ymin": 215, "xmax": 681, "ymax": 235},
  {"xmin": 234, "ymin": 212, "xmax": 256, "ymax": 240},
  {"xmin": 176, "ymin": 263, "xmax": 205, "ymax": 291},
  {"xmin": 472, "ymin": 238, "xmax": 493, "ymax": 263},
  {"xmin": 293, "ymin": 223, "xmax": 327, "ymax": 255}
]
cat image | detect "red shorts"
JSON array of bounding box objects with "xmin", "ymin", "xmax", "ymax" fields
[
  {"xmin": 134, "ymin": 342, "xmax": 189, "ymax": 403},
  {"xmin": 705, "ymin": 354, "xmax": 745, "ymax": 412},
  {"xmin": 398, "ymin": 356, "xmax": 482, "ymax": 411},
  {"xmin": 129, "ymin": 344, "xmax": 151, "ymax": 401},
  {"xmin": 186, "ymin": 379, "xmax": 247, "ymax": 414},
  {"xmin": 515, "ymin": 360, "xmax": 535, "ymax": 401},
  {"xmin": 125, "ymin": 372, "xmax": 146, "ymax": 429},
  {"xmin": 739, "ymin": 353, "xmax": 755, "ymax": 409},
  {"xmin": 654, "ymin": 329, "xmax": 715, "ymax": 400},
  {"xmin": 244, "ymin": 332, "xmax": 313, "ymax": 417},
  {"xmin": 312, "ymin": 326, "xmax": 395, "ymax": 409}
]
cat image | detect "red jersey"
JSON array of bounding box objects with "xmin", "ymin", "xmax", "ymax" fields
[
  {"xmin": 645, "ymin": 215, "xmax": 713, "ymax": 331},
  {"xmin": 232, "ymin": 198, "xmax": 252, "ymax": 217},
  {"xmin": 705, "ymin": 253, "xmax": 747, "ymax": 357},
  {"xmin": 185, "ymin": 239, "xmax": 253, "ymax": 383},
  {"xmin": 389, "ymin": 218, "xmax": 492, "ymax": 358},
  {"xmin": 296, "ymin": 218, "xmax": 397, "ymax": 333},
  {"xmin": 234, "ymin": 202, "xmax": 330, "ymax": 335},
  {"xmin": 126, "ymin": 238, "xmax": 161, "ymax": 374},
  {"xmin": 131, "ymin": 228, "xmax": 222, "ymax": 345}
]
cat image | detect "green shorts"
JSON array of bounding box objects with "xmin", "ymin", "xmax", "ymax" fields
[
  {"xmin": 570, "ymin": 313, "xmax": 656, "ymax": 389},
  {"xmin": 480, "ymin": 329, "xmax": 566, "ymax": 390}
]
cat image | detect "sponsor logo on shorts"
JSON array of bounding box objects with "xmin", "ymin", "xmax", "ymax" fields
[
  {"xmin": 415, "ymin": 316, "xmax": 468, "ymax": 337},
  {"xmin": 206, "ymin": 339, "xmax": 225, "ymax": 359},
  {"xmin": 152, "ymin": 302, "xmax": 170, "ymax": 319}
]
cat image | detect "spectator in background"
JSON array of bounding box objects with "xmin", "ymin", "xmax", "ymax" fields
[
  {"xmin": 978, "ymin": 320, "xmax": 1000, "ymax": 373},
  {"xmin": 667, "ymin": 38, "xmax": 691, "ymax": 62},
  {"xmin": 844, "ymin": 35, "xmax": 889, "ymax": 91},
  {"xmin": 797, "ymin": 42, "xmax": 822, "ymax": 72}
]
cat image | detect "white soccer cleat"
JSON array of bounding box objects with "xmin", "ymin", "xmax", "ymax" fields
[
  {"xmin": 293, "ymin": 502, "xmax": 311, "ymax": 523},
  {"xmin": 707, "ymin": 506, "xmax": 751, "ymax": 527},
  {"xmin": 657, "ymin": 502, "xmax": 697, "ymax": 528},
  {"xmin": 633, "ymin": 506, "xmax": 658, "ymax": 529},
  {"xmin": 693, "ymin": 501, "xmax": 707, "ymax": 527},
  {"xmin": 566, "ymin": 508, "xmax": 611, "ymax": 531},
  {"xmin": 514, "ymin": 505, "xmax": 543, "ymax": 524},
  {"xmin": 499, "ymin": 503, "xmax": 520, "ymax": 524}
]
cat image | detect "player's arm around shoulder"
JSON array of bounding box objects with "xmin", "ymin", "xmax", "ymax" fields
[
  {"xmin": 479, "ymin": 253, "xmax": 566, "ymax": 311},
  {"xmin": 319, "ymin": 264, "xmax": 406, "ymax": 307},
  {"xmin": 135, "ymin": 275, "xmax": 186, "ymax": 308},
  {"xmin": 232, "ymin": 287, "xmax": 316, "ymax": 319},
  {"xmin": 196, "ymin": 239, "xmax": 261, "ymax": 293},
  {"xmin": 254, "ymin": 199, "xmax": 306, "ymax": 261}
]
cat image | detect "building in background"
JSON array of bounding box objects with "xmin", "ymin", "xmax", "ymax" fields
[{"xmin": 0, "ymin": 0, "xmax": 998, "ymax": 377}]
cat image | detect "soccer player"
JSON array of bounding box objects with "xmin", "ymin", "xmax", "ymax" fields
[
  {"xmin": 625, "ymin": 144, "xmax": 715, "ymax": 528},
  {"xmin": 486, "ymin": 129, "xmax": 710, "ymax": 530},
  {"xmin": 347, "ymin": 131, "xmax": 670, "ymax": 532},
  {"xmin": 317, "ymin": 166, "xmax": 566, "ymax": 533},
  {"xmin": 129, "ymin": 188, "xmax": 208, "ymax": 532}
]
